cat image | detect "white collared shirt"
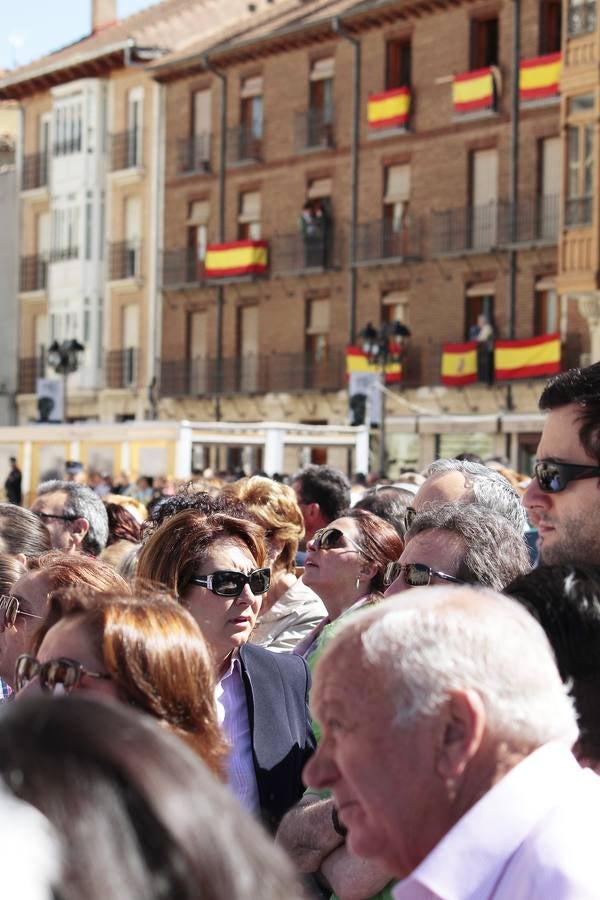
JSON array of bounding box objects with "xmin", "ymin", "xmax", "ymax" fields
[
  {"xmin": 215, "ymin": 653, "xmax": 260, "ymax": 815},
  {"xmin": 393, "ymin": 743, "xmax": 600, "ymax": 900}
]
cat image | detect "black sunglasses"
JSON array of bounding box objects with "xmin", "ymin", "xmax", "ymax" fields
[
  {"xmin": 189, "ymin": 568, "xmax": 271, "ymax": 597},
  {"xmin": 384, "ymin": 561, "xmax": 464, "ymax": 588},
  {"xmin": 0, "ymin": 594, "xmax": 43, "ymax": 631},
  {"xmin": 311, "ymin": 527, "xmax": 364, "ymax": 553},
  {"xmin": 15, "ymin": 655, "xmax": 111, "ymax": 694},
  {"xmin": 534, "ymin": 460, "xmax": 600, "ymax": 494},
  {"xmin": 33, "ymin": 511, "xmax": 78, "ymax": 524}
]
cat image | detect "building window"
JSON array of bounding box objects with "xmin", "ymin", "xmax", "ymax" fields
[
  {"xmin": 566, "ymin": 122, "xmax": 594, "ymax": 226},
  {"xmin": 189, "ymin": 88, "xmax": 211, "ymax": 168},
  {"xmin": 240, "ymin": 76, "xmax": 263, "ymax": 158},
  {"xmin": 386, "ymin": 39, "xmax": 411, "ymax": 89},
  {"xmin": 306, "ymin": 298, "xmax": 330, "ymax": 363},
  {"xmin": 53, "ymin": 100, "xmax": 82, "ymax": 156},
  {"xmin": 567, "ymin": 0, "xmax": 596, "ymax": 36},
  {"xmin": 383, "ymin": 164, "xmax": 411, "ymax": 254},
  {"xmin": 308, "ymin": 57, "xmax": 334, "ymax": 146},
  {"xmin": 465, "ymin": 283, "xmax": 495, "ymax": 340},
  {"xmin": 122, "ymin": 304, "xmax": 139, "ymax": 386},
  {"xmin": 124, "ymin": 196, "xmax": 141, "ymax": 277},
  {"xmin": 237, "ymin": 305, "xmax": 259, "ymax": 391},
  {"xmin": 537, "ymin": 136, "xmax": 561, "ymax": 239},
  {"xmin": 534, "ymin": 283, "xmax": 559, "ymax": 335},
  {"xmin": 188, "ymin": 310, "xmax": 209, "ymax": 394},
  {"xmin": 51, "ymin": 207, "xmax": 80, "ymax": 260},
  {"xmin": 470, "ymin": 18, "xmax": 499, "ymax": 69},
  {"xmin": 187, "ymin": 200, "xmax": 209, "ymax": 281},
  {"xmin": 238, "ymin": 191, "xmax": 261, "ymax": 240},
  {"xmin": 381, "ymin": 291, "xmax": 409, "ymax": 327},
  {"xmin": 540, "ymin": 0, "xmax": 562, "ymax": 52},
  {"xmin": 469, "ymin": 148, "xmax": 498, "ymax": 248},
  {"xmin": 127, "ymin": 88, "xmax": 143, "ymax": 167}
]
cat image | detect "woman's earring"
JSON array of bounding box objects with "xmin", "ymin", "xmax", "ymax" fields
[{"xmin": 356, "ymin": 577, "xmax": 360, "ymax": 590}]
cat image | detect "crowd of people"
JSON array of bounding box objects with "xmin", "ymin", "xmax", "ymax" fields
[{"xmin": 0, "ymin": 361, "xmax": 600, "ymax": 898}]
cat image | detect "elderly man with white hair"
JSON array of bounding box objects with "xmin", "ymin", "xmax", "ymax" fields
[{"xmin": 305, "ymin": 587, "xmax": 600, "ymax": 899}]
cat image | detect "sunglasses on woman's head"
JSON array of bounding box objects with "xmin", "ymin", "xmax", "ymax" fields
[
  {"xmin": 14, "ymin": 655, "xmax": 111, "ymax": 694},
  {"xmin": 0, "ymin": 595, "xmax": 43, "ymax": 631},
  {"xmin": 534, "ymin": 460, "xmax": 600, "ymax": 494},
  {"xmin": 384, "ymin": 562, "xmax": 464, "ymax": 588},
  {"xmin": 311, "ymin": 527, "xmax": 364, "ymax": 553},
  {"xmin": 189, "ymin": 568, "xmax": 271, "ymax": 597}
]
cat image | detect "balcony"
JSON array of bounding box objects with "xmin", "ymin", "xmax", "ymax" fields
[
  {"xmin": 110, "ymin": 129, "xmax": 142, "ymax": 172},
  {"xmin": 354, "ymin": 218, "xmax": 424, "ymax": 265},
  {"xmin": 205, "ymin": 240, "xmax": 268, "ymax": 279},
  {"xmin": 497, "ymin": 195, "xmax": 559, "ymax": 246},
  {"xmin": 270, "ymin": 230, "xmax": 341, "ymax": 274},
  {"xmin": 19, "ymin": 255, "xmax": 48, "ymax": 292},
  {"xmin": 162, "ymin": 248, "xmax": 205, "ymax": 288},
  {"xmin": 568, "ymin": 0, "xmax": 596, "ymax": 35},
  {"xmin": 21, "ymin": 152, "xmax": 48, "ymax": 191},
  {"xmin": 53, "ymin": 135, "xmax": 82, "ymax": 156},
  {"xmin": 432, "ymin": 204, "xmax": 499, "ymax": 255},
  {"xmin": 50, "ymin": 245, "xmax": 79, "ymax": 262},
  {"xmin": 18, "ymin": 356, "xmax": 46, "ymax": 394},
  {"xmin": 226, "ymin": 124, "xmax": 262, "ymax": 165},
  {"xmin": 105, "ymin": 348, "xmax": 139, "ymax": 389},
  {"xmin": 296, "ymin": 109, "xmax": 334, "ymax": 151},
  {"xmin": 565, "ymin": 195, "xmax": 593, "ymax": 227},
  {"xmin": 109, "ymin": 241, "xmax": 142, "ymax": 281},
  {"xmin": 160, "ymin": 350, "xmax": 345, "ymax": 398},
  {"xmin": 177, "ymin": 133, "xmax": 211, "ymax": 173}
]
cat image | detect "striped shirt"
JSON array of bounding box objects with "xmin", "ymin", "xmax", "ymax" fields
[{"xmin": 215, "ymin": 653, "xmax": 259, "ymax": 815}]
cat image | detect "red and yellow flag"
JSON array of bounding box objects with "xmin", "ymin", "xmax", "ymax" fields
[
  {"xmin": 367, "ymin": 87, "xmax": 411, "ymax": 130},
  {"xmin": 453, "ymin": 67, "xmax": 495, "ymax": 113},
  {"xmin": 519, "ymin": 53, "xmax": 561, "ymax": 102},
  {"xmin": 204, "ymin": 240, "xmax": 268, "ymax": 278},
  {"xmin": 346, "ymin": 346, "xmax": 402, "ymax": 384},
  {"xmin": 494, "ymin": 333, "xmax": 561, "ymax": 380},
  {"xmin": 441, "ymin": 341, "xmax": 478, "ymax": 386}
]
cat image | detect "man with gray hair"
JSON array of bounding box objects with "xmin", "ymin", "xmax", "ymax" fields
[
  {"xmin": 407, "ymin": 458, "xmax": 527, "ymax": 532},
  {"xmin": 384, "ymin": 501, "xmax": 530, "ymax": 595},
  {"xmin": 305, "ymin": 587, "xmax": 600, "ymax": 897},
  {"xmin": 30, "ymin": 481, "xmax": 109, "ymax": 557}
]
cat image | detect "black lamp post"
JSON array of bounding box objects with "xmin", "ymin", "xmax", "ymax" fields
[
  {"xmin": 47, "ymin": 339, "xmax": 85, "ymax": 423},
  {"xmin": 359, "ymin": 320, "xmax": 410, "ymax": 477}
]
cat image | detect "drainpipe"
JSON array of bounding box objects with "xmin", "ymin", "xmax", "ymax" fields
[
  {"xmin": 506, "ymin": 0, "xmax": 521, "ymax": 414},
  {"xmin": 201, "ymin": 54, "xmax": 227, "ymax": 433},
  {"xmin": 332, "ymin": 17, "xmax": 360, "ymax": 345}
]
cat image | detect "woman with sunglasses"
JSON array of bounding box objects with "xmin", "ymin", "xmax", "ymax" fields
[
  {"xmin": 17, "ymin": 590, "xmax": 226, "ymax": 776},
  {"xmin": 137, "ymin": 510, "xmax": 315, "ymax": 831}
]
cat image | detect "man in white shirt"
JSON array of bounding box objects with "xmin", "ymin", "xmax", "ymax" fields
[{"xmin": 304, "ymin": 586, "xmax": 600, "ymax": 899}]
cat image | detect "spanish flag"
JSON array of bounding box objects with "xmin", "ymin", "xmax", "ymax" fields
[
  {"xmin": 453, "ymin": 68, "xmax": 495, "ymax": 114},
  {"xmin": 346, "ymin": 346, "xmax": 402, "ymax": 384},
  {"xmin": 494, "ymin": 333, "xmax": 561, "ymax": 380},
  {"xmin": 441, "ymin": 341, "xmax": 478, "ymax": 386},
  {"xmin": 204, "ymin": 240, "xmax": 268, "ymax": 278},
  {"xmin": 519, "ymin": 53, "xmax": 561, "ymax": 102},
  {"xmin": 367, "ymin": 87, "xmax": 411, "ymax": 130}
]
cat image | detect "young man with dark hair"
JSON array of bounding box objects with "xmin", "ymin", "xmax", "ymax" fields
[
  {"xmin": 291, "ymin": 465, "xmax": 351, "ymax": 543},
  {"xmin": 523, "ymin": 362, "xmax": 600, "ymax": 566}
]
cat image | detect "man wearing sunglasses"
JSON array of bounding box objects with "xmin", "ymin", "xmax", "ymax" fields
[
  {"xmin": 523, "ymin": 362, "xmax": 600, "ymax": 566},
  {"xmin": 384, "ymin": 502, "xmax": 531, "ymax": 596},
  {"xmin": 30, "ymin": 480, "xmax": 109, "ymax": 557}
]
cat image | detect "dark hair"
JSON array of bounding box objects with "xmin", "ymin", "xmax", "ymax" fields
[
  {"xmin": 104, "ymin": 502, "xmax": 142, "ymax": 545},
  {"xmin": 506, "ymin": 565, "xmax": 600, "ymax": 764},
  {"xmin": 32, "ymin": 589, "xmax": 226, "ymax": 775},
  {"xmin": 0, "ymin": 552, "xmax": 26, "ymax": 595},
  {"xmin": 137, "ymin": 511, "xmax": 266, "ymax": 599},
  {"xmin": 142, "ymin": 488, "xmax": 250, "ymax": 542},
  {"xmin": 0, "ymin": 504, "xmax": 51, "ymax": 559},
  {"xmin": 539, "ymin": 362, "xmax": 600, "ymax": 464},
  {"xmin": 0, "ymin": 696, "xmax": 304, "ymax": 900},
  {"xmin": 292, "ymin": 465, "xmax": 351, "ymax": 521},
  {"xmin": 354, "ymin": 487, "xmax": 414, "ymax": 538},
  {"xmin": 407, "ymin": 502, "xmax": 531, "ymax": 590},
  {"xmin": 341, "ymin": 508, "xmax": 404, "ymax": 594},
  {"xmin": 36, "ymin": 481, "xmax": 109, "ymax": 556}
]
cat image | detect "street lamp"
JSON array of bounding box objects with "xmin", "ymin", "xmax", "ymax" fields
[
  {"xmin": 47, "ymin": 339, "xmax": 85, "ymax": 423},
  {"xmin": 359, "ymin": 320, "xmax": 410, "ymax": 477}
]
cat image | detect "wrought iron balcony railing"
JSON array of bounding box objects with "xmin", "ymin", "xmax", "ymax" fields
[
  {"xmin": 432, "ymin": 203, "xmax": 499, "ymax": 255},
  {"xmin": 22, "ymin": 152, "xmax": 49, "ymax": 190},
  {"xmin": 226, "ymin": 124, "xmax": 263, "ymax": 164},
  {"xmin": 110, "ymin": 129, "xmax": 143, "ymax": 171},
  {"xmin": 270, "ymin": 229, "xmax": 341, "ymax": 273},
  {"xmin": 565, "ymin": 195, "xmax": 593, "ymax": 228},
  {"xmin": 497, "ymin": 195, "xmax": 560, "ymax": 245},
  {"xmin": 18, "ymin": 356, "xmax": 46, "ymax": 394},
  {"xmin": 19, "ymin": 255, "xmax": 48, "ymax": 292},
  {"xmin": 177, "ymin": 133, "xmax": 211, "ymax": 173},
  {"xmin": 296, "ymin": 108, "xmax": 335, "ymax": 151},
  {"xmin": 109, "ymin": 241, "xmax": 142, "ymax": 280},
  {"xmin": 105, "ymin": 348, "xmax": 139, "ymax": 389},
  {"xmin": 162, "ymin": 248, "xmax": 206, "ymax": 288},
  {"xmin": 354, "ymin": 218, "xmax": 424, "ymax": 264}
]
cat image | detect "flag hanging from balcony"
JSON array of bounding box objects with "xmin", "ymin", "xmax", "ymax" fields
[
  {"xmin": 519, "ymin": 53, "xmax": 561, "ymax": 102},
  {"xmin": 494, "ymin": 333, "xmax": 561, "ymax": 380},
  {"xmin": 346, "ymin": 346, "xmax": 402, "ymax": 383},
  {"xmin": 452, "ymin": 68, "xmax": 495, "ymax": 114},
  {"xmin": 441, "ymin": 341, "xmax": 478, "ymax": 386},
  {"xmin": 204, "ymin": 240, "xmax": 268, "ymax": 278},
  {"xmin": 367, "ymin": 87, "xmax": 411, "ymax": 130}
]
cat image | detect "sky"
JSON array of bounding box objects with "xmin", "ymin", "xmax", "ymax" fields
[{"xmin": 0, "ymin": 0, "xmax": 154, "ymax": 71}]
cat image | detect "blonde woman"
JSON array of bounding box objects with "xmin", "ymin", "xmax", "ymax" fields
[{"xmin": 222, "ymin": 476, "xmax": 326, "ymax": 652}]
